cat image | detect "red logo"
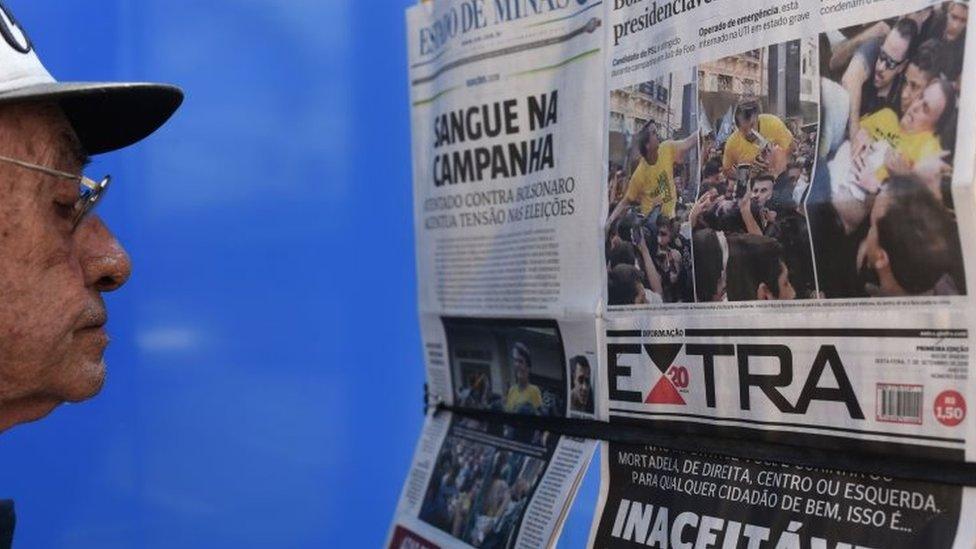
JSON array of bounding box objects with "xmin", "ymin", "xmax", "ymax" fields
[
  {"xmin": 389, "ymin": 526, "xmax": 440, "ymax": 549},
  {"xmin": 646, "ymin": 365, "xmax": 688, "ymax": 405},
  {"xmin": 934, "ymin": 390, "xmax": 967, "ymax": 427}
]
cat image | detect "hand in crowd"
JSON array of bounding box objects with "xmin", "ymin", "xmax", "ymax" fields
[
  {"xmin": 753, "ymin": 148, "xmax": 771, "ymax": 173},
  {"xmin": 636, "ymin": 234, "xmax": 663, "ymax": 296},
  {"xmin": 850, "ymin": 128, "xmax": 871, "ymax": 161},
  {"xmin": 766, "ymin": 144, "xmax": 789, "ymax": 177},
  {"xmin": 664, "ymin": 248, "xmax": 682, "ymax": 282},
  {"xmin": 884, "ymin": 148, "xmax": 912, "ymax": 177},
  {"xmin": 850, "ymin": 139, "xmax": 882, "ymax": 195},
  {"xmin": 690, "ymin": 188, "xmax": 719, "ymax": 228}
]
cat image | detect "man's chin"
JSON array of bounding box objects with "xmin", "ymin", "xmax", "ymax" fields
[{"xmin": 60, "ymin": 359, "xmax": 106, "ymax": 403}]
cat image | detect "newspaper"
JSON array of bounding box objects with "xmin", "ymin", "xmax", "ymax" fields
[
  {"xmin": 590, "ymin": 0, "xmax": 976, "ymax": 545},
  {"xmin": 396, "ymin": 0, "xmax": 976, "ymax": 546},
  {"xmin": 600, "ymin": 0, "xmax": 976, "ymax": 459},
  {"xmin": 390, "ymin": 2, "xmax": 607, "ymax": 546},
  {"xmin": 389, "ymin": 411, "xmax": 594, "ymax": 548}
]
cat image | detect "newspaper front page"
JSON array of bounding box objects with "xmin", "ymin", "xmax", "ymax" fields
[
  {"xmin": 591, "ymin": 0, "xmax": 976, "ymax": 545},
  {"xmin": 599, "ymin": 0, "xmax": 976, "ymax": 460},
  {"xmin": 391, "ymin": 2, "xmax": 606, "ymax": 547},
  {"xmin": 396, "ymin": 0, "xmax": 976, "ymax": 546}
]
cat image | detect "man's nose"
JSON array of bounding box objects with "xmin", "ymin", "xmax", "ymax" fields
[{"xmin": 73, "ymin": 215, "xmax": 132, "ymax": 292}]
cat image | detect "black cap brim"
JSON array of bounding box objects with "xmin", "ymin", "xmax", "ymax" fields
[{"xmin": 0, "ymin": 82, "xmax": 183, "ymax": 155}]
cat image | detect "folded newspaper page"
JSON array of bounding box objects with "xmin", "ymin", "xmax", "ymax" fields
[
  {"xmin": 390, "ymin": 2, "xmax": 606, "ymax": 547},
  {"xmin": 396, "ymin": 0, "xmax": 976, "ymax": 546},
  {"xmin": 390, "ymin": 410, "xmax": 594, "ymax": 548}
]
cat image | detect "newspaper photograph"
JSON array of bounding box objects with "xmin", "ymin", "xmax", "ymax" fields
[
  {"xmin": 604, "ymin": 0, "xmax": 824, "ymax": 310},
  {"xmin": 393, "ymin": 313, "xmax": 601, "ymax": 548},
  {"xmin": 435, "ymin": 316, "xmax": 599, "ymax": 419},
  {"xmin": 605, "ymin": 67, "xmax": 699, "ymax": 306},
  {"xmin": 694, "ymin": 37, "xmax": 820, "ymax": 302},
  {"xmin": 589, "ymin": 443, "xmax": 976, "ymax": 548},
  {"xmin": 812, "ymin": 1, "xmax": 969, "ymax": 299},
  {"xmin": 389, "ymin": 412, "xmax": 595, "ymax": 549}
]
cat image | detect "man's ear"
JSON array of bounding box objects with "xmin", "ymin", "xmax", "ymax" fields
[{"xmin": 756, "ymin": 282, "xmax": 773, "ymax": 300}]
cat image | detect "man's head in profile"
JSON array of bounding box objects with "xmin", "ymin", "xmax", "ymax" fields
[{"xmin": 0, "ymin": 2, "xmax": 181, "ymax": 431}]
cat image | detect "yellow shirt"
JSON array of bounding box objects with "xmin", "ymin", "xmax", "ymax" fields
[
  {"xmin": 722, "ymin": 113, "xmax": 794, "ymax": 172},
  {"xmin": 505, "ymin": 384, "xmax": 543, "ymax": 413},
  {"xmin": 624, "ymin": 141, "xmax": 678, "ymax": 217},
  {"xmin": 860, "ymin": 108, "xmax": 942, "ymax": 181}
]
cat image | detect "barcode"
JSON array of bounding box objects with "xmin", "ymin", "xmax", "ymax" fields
[{"xmin": 876, "ymin": 384, "xmax": 923, "ymax": 424}]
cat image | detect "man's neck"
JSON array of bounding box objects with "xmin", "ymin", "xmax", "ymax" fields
[{"xmin": 0, "ymin": 395, "xmax": 59, "ymax": 432}]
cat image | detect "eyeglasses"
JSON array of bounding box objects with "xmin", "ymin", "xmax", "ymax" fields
[
  {"xmin": 0, "ymin": 154, "xmax": 110, "ymax": 230},
  {"xmin": 877, "ymin": 49, "xmax": 906, "ymax": 70}
]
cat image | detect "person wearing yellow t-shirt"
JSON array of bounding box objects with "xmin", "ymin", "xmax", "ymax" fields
[
  {"xmin": 504, "ymin": 342, "xmax": 543, "ymax": 414},
  {"xmin": 831, "ymin": 78, "xmax": 953, "ymax": 237},
  {"xmin": 607, "ymin": 123, "xmax": 697, "ymax": 228},
  {"xmin": 852, "ymin": 78, "xmax": 953, "ymax": 193},
  {"xmin": 721, "ymin": 100, "xmax": 794, "ymax": 178}
]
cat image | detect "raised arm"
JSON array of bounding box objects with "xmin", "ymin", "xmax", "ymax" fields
[
  {"xmin": 828, "ymin": 22, "xmax": 890, "ymax": 74},
  {"xmin": 673, "ymin": 132, "xmax": 698, "ymax": 160},
  {"xmin": 841, "ymin": 56, "xmax": 869, "ymax": 140},
  {"xmin": 607, "ymin": 194, "xmax": 633, "ymax": 230},
  {"xmin": 637, "ymin": 236, "xmax": 663, "ymax": 296}
]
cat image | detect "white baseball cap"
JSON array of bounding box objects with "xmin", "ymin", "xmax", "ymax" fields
[{"xmin": 0, "ymin": 2, "xmax": 183, "ymax": 154}]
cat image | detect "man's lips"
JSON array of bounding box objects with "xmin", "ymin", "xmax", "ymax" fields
[
  {"xmin": 75, "ymin": 305, "xmax": 107, "ymax": 331},
  {"xmin": 75, "ymin": 305, "xmax": 110, "ymax": 354}
]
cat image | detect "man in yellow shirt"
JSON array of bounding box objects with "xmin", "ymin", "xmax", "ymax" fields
[
  {"xmin": 607, "ymin": 122, "xmax": 697, "ymax": 228},
  {"xmin": 504, "ymin": 342, "xmax": 543, "ymax": 414},
  {"xmin": 853, "ymin": 78, "xmax": 953, "ymax": 191},
  {"xmin": 830, "ymin": 78, "xmax": 953, "ymax": 236},
  {"xmin": 721, "ymin": 100, "xmax": 794, "ymax": 178}
]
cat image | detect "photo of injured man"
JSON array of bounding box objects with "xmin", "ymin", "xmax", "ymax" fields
[{"xmin": 812, "ymin": 1, "xmax": 968, "ymax": 298}]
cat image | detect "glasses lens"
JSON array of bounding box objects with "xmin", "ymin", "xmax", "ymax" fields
[
  {"xmin": 879, "ymin": 50, "xmax": 900, "ymax": 69},
  {"xmin": 73, "ymin": 176, "xmax": 110, "ymax": 228}
]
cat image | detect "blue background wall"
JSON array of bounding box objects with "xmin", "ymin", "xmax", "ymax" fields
[{"xmin": 0, "ymin": 1, "xmax": 599, "ymax": 546}]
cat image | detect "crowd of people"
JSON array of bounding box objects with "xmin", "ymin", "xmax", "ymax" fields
[
  {"xmin": 691, "ymin": 93, "xmax": 819, "ymax": 301},
  {"xmin": 419, "ymin": 435, "xmax": 546, "ymax": 548},
  {"xmin": 813, "ymin": 1, "xmax": 968, "ymax": 297},
  {"xmin": 606, "ymin": 121, "xmax": 698, "ymax": 305}
]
